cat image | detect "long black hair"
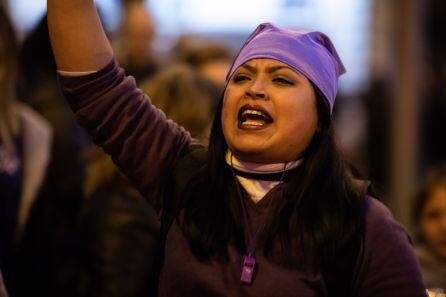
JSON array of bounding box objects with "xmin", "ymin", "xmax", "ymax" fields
[
  {"xmin": 0, "ymin": 5, "xmax": 19, "ymax": 152},
  {"xmin": 180, "ymin": 86, "xmax": 366, "ymax": 270}
]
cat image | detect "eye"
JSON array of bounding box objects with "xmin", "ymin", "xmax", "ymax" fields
[
  {"xmin": 425, "ymin": 209, "xmax": 443, "ymax": 221},
  {"xmin": 273, "ymin": 77, "xmax": 294, "ymax": 85},
  {"xmin": 233, "ymin": 74, "xmax": 251, "ymax": 83}
]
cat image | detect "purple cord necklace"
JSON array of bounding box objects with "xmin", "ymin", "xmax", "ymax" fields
[{"xmin": 230, "ymin": 156, "xmax": 287, "ymax": 285}]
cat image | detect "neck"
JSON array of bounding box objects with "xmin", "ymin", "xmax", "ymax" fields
[{"xmin": 225, "ymin": 150, "xmax": 301, "ymax": 174}]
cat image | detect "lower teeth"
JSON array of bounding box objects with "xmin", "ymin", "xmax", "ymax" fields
[{"xmin": 242, "ymin": 120, "xmax": 265, "ymax": 126}]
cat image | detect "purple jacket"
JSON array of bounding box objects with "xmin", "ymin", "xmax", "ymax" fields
[{"xmin": 59, "ymin": 60, "xmax": 426, "ymax": 297}]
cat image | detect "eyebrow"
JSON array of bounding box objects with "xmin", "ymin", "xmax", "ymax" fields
[
  {"xmin": 241, "ymin": 64, "xmax": 297, "ymax": 74},
  {"xmin": 241, "ymin": 64, "xmax": 257, "ymax": 73}
]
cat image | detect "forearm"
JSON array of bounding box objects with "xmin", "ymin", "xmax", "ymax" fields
[{"xmin": 47, "ymin": 0, "xmax": 113, "ymax": 71}]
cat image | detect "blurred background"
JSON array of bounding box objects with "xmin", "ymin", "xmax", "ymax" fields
[
  {"xmin": 7, "ymin": 0, "xmax": 438, "ymax": 231},
  {"xmin": 1, "ymin": 0, "xmax": 446, "ymax": 295},
  {"xmin": 3, "ymin": 0, "xmax": 445, "ymax": 252}
]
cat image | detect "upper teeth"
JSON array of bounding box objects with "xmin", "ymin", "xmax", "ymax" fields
[{"xmin": 243, "ymin": 109, "xmax": 264, "ymax": 116}]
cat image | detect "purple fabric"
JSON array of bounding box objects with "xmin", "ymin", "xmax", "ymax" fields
[
  {"xmin": 58, "ymin": 60, "xmax": 427, "ymax": 296},
  {"xmin": 226, "ymin": 23, "xmax": 346, "ymax": 113},
  {"xmin": 59, "ymin": 60, "xmax": 194, "ymax": 212}
]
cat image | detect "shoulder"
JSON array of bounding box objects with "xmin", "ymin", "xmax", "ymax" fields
[
  {"xmin": 362, "ymin": 195, "xmax": 415, "ymax": 264},
  {"xmin": 14, "ymin": 102, "xmax": 52, "ymax": 152},
  {"xmin": 14, "ymin": 102, "xmax": 52, "ymax": 138},
  {"xmin": 352, "ymin": 196, "xmax": 425, "ymax": 296},
  {"xmin": 363, "ymin": 196, "xmax": 409, "ymax": 242}
]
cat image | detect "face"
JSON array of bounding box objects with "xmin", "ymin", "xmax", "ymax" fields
[
  {"xmin": 122, "ymin": 3, "xmax": 155, "ymax": 55},
  {"xmin": 420, "ymin": 185, "xmax": 446, "ymax": 261},
  {"xmin": 221, "ymin": 58, "xmax": 318, "ymax": 163},
  {"xmin": 199, "ymin": 60, "xmax": 232, "ymax": 88}
]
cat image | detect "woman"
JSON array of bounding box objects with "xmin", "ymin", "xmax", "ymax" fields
[
  {"xmin": 414, "ymin": 167, "xmax": 446, "ymax": 290},
  {"xmin": 0, "ymin": 5, "xmax": 53, "ymax": 296},
  {"xmin": 47, "ymin": 0, "xmax": 425, "ymax": 296}
]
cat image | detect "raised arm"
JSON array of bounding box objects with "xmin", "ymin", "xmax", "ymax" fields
[
  {"xmin": 48, "ymin": 0, "xmax": 197, "ymax": 212},
  {"xmin": 47, "ymin": 0, "xmax": 113, "ymax": 71}
]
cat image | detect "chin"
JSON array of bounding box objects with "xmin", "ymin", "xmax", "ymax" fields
[
  {"xmin": 232, "ymin": 148, "xmax": 266, "ymax": 161},
  {"xmin": 233, "ymin": 148, "xmax": 289, "ymax": 164},
  {"xmin": 227, "ymin": 143, "xmax": 267, "ymax": 162}
]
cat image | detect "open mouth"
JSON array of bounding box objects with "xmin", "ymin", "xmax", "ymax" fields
[{"xmin": 237, "ymin": 104, "xmax": 273, "ymax": 129}]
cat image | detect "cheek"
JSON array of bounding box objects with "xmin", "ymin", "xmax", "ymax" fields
[
  {"xmin": 281, "ymin": 98, "xmax": 318, "ymax": 136},
  {"xmin": 222, "ymin": 89, "xmax": 239, "ymax": 117},
  {"xmin": 221, "ymin": 108, "xmax": 229, "ymax": 135},
  {"xmin": 421, "ymin": 219, "xmax": 439, "ymax": 243},
  {"xmin": 221, "ymin": 93, "xmax": 233, "ymax": 137},
  {"xmin": 289, "ymin": 101, "xmax": 318, "ymax": 151}
]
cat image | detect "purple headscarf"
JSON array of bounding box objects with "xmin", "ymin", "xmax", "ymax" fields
[{"xmin": 225, "ymin": 23, "xmax": 346, "ymax": 113}]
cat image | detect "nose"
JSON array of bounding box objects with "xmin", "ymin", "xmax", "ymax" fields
[{"xmin": 245, "ymin": 77, "xmax": 267, "ymax": 100}]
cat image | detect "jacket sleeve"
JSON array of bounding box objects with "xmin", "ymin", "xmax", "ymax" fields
[
  {"xmin": 58, "ymin": 59, "xmax": 195, "ymax": 212},
  {"xmin": 352, "ymin": 197, "xmax": 427, "ymax": 297}
]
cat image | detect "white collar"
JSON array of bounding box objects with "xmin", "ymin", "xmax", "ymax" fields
[{"xmin": 225, "ymin": 150, "xmax": 302, "ymax": 174}]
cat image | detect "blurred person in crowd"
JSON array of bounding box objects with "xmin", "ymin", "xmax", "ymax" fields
[
  {"xmin": 178, "ymin": 42, "xmax": 234, "ymax": 113},
  {"xmin": 414, "ymin": 166, "xmax": 446, "ymax": 290},
  {"xmin": 17, "ymin": 14, "xmax": 88, "ymax": 297},
  {"xmin": 180, "ymin": 42, "xmax": 234, "ymax": 89},
  {"xmin": 0, "ymin": 6, "xmax": 53, "ymax": 296},
  {"xmin": 48, "ymin": 0, "xmax": 426, "ymax": 295},
  {"xmin": 140, "ymin": 64, "xmax": 220, "ymax": 144},
  {"xmin": 78, "ymin": 146, "xmax": 159, "ymax": 297},
  {"xmin": 114, "ymin": 0, "xmax": 158, "ymax": 82}
]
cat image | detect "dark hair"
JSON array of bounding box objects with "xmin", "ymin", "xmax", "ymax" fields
[
  {"xmin": 180, "ymin": 86, "xmax": 366, "ymax": 270},
  {"xmin": 0, "ymin": 5, "xmax": 19, "ymax": 150},
  {"xmin": 182, "ymin": 43, "xmax": 234, "ymax": 69},
  {"xmin": 413, "ymin": 166, "xmax": 446, "ymax": 241}
]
